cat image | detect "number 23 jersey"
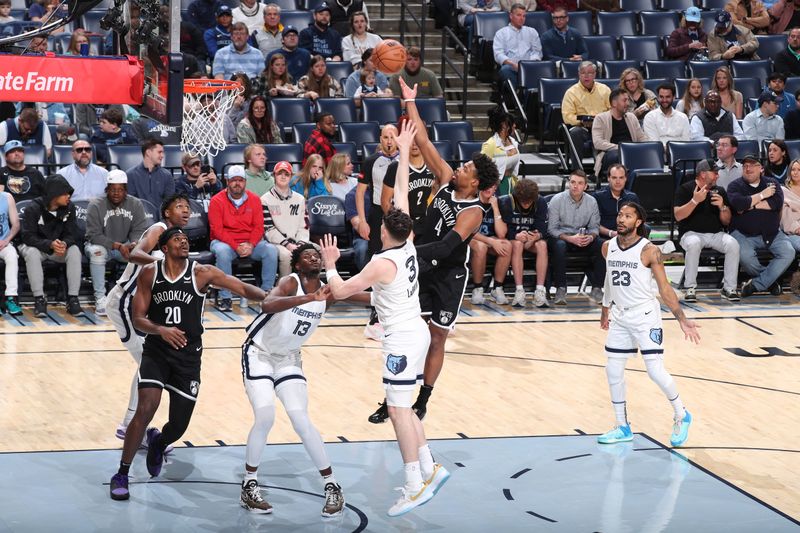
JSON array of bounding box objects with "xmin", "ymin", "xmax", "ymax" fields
[
  {"xmin": 605, "ymin": 236, "xmax": 656, "ymax": 310},
  {"xmin": 244, "ymin": 273, "xmax": 326, "ymax": 356}
]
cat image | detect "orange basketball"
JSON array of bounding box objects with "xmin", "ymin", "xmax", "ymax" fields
[{"xmin": 373, "ymin": 39, "xmax": 407, "ymax": 75}]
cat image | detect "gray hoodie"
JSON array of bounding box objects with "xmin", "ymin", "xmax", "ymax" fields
[{"xmin": 85, "ymin": 193, "xmax": 149, "ymax": 250}]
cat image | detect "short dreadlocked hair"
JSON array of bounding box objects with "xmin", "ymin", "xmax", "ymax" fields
[
  {"xmin": 472, "ymin": 152, "xmax": 500, "ymax": 191},
  {"xmin": 619, "ymin": 201, "xmax": 648, "ymax": 236},
  {"xmin": 291, "ymin": 242, "xmax": 320, "ymax": 272}
]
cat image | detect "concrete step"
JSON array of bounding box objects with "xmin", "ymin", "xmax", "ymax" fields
[{"xmin": 369, "ymin": 17, "xmax": 437, "ymax": 33}]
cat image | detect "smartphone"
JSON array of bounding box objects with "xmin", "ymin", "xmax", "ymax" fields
[{"xmin": 200, "ymin": 165, "xmax": 211, "ymax": 174}]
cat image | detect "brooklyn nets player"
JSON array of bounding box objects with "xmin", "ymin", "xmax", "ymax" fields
[
  {"xmin": 365, "ymin": 77, "xmax": 499, "ymax": 423},
  {"xmin": 598, "ymin": 202, "xmax": 699, "ymax": 447},
  {"xmin": 110, "ymin": 227, "xmax": 267, "ymax": 501}
]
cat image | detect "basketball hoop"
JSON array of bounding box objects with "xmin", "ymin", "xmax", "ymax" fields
[{"xmin": 181, "ymin": 79, "xmax": 243, "ymax": 159}]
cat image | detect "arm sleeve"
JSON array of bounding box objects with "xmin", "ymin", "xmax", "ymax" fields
[
  {"xmin": 739, "ymin": 28, "xmax": 760, "ymax": 55},
  {"xmin": 689, "ymin": 115, "xmax": 709, "ymax": 141},
  {"xmin": 415, "ymin": 230, "xmax": 464, "ymax": 261},
  {"xmin": 535, "ymin": 198, "xmax": 549, "ymax": 237},
  {"xmin": 742, "ymin": 113, "xmax": 756, "ymax": 140},
  {"xmin": 264, "ymin": 203, "xmax": 287, "ymax": 244},
  {"xmin": 574, "ymin": 33, "xmax": 588, "ymax": 59},
  {"xmin": 493, "ymin": 30, "xmax": 510, "ymax": 65},
  {"xmin": 298, "ymin": 29, "xmax": 313, "ymax": 52},
  {"xmin": 547, "ymin": 195, "xmax": 562, "ymax": 236},
  {"xmin": 21, "ymin": 205, "xmax": 51, "ymax": 252},
  {"xmin": 561, "ymin": 87, "xmax": 579, "ymax": 127}
]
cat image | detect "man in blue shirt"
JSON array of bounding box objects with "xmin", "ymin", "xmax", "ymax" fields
[
  {"xmin": 592, "ymin": 163, "xmax": 641, "ymax": 242},
  {"xmin": 125, "ymin": 139, "xmax": 176, "ymax": 209},
  {"xmin": 204, "ymin": 5, "xmax": 233, "ymax": 59},
  {"xmin": 213, "ymin": 22, "xmax": 264, "ymax": 80},
  {"xmin": 540, "ymin": 7, "xmax": 587, "ymax": 62},
  {"xmin": 267, "ymin": 26, "xmax": 312, "ymax": 83},
  {"xmin": 298, "ymin": 3, "xmax": 343, "ymax": 61}
]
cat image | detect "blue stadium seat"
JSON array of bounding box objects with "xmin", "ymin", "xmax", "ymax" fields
[
  {"xmin": 474, "ymin": 11, "xmax": 509, "ymax": 50},
  {"xmin": 332, "ymin": 142, "xmax": 358, "ymax": 170},
  {"xmin": 432, "ymin": 121, "xmax": 474, "ymax": 156},
  {"xmin": 620, "ymin": 35, "xmax": 662, "ymax": 64},
  {"xmin": 783, "ymin": 139, "xmax": 800, "ymax": 160},
  {"xmin": 701, "ymin": 0, "xmax": 728, "ymax": 9},
  {"xmin": 339, "ymin": 122, "xmax": 380, "ymax": 155},
  {"xmin": 272, "ymin": 0, "xmax": 298, "ymax": 9},
  {"xmin": 566, "ymin": 11, "xmax": 593, "ymax": 35},
  {"xmin": 538, "ymin": 78, "xmax": 577, "ymax": 147},
  {"xmin": 519, "ymin": 61, "xmax": 558, "ymax": 89},
  {"xmin": 604, "ymin": 60, "xmax": 639, "ymax": 79},
  {"xmin": 730, "ymin": 60, "xmax": 772, "ymax": 84},
  {"xmin": 756, "ymin": 35, "xmax": 788, "ymax": 63},
  {"xmin": 688, "ymin": 60, "xmax": 728, "ymax": 79},
  {"xmin": 660, "ymin": 0, "xmax": 694, "ymax": 10},
  {"xmin": 458, "ymin": 141, "xmax": 485, "ymax": 163},
  {"xmin": 619, "ymin": 141, "xmax": 666, "ymax": 189},
  {"xmin": 79, "ymin": 10, "xmax": 107, "ymax": 34},
  {"xmin": 302, "ymin": 0, "xmax": 327, "ymax": 10},
  {"xmin": 362, "ymin": 98, "xmax": 402, "ymax": 125},
  {"xmin": 584, "ymin": 35, "xmax": 618, "ymax": 62},
  {"xmin": 307, "ymin": 195, "xmax": 354, "ymax": 263},
  {"xmin": 433, "ymin": 141, "xmax": 454, "ymax": 163},
  {"xmin": 667, "ymin": 140, "xmax": 713, "ymax": 185},
  {"xmin": 316, "ymin": 98, "xmax": 357, "ymax": 124},
  {"xmin": 699, "ymin": 10, "xmax": 719, "ymax": 34},
  {"xmin": 734, "ymin": 77, "xmax": 762, "ymax": 101},
  {"xmin": 675, "ymin": 77, "xmax": 711, "ymax": 98},
  {"xmin": 620, "ymin": 0, "xmax": 655, "ymax": 12},
  {"xmin": 263, "ymin": 143, "xmax": 304, "ymax": 172},
  {"xmin": 162, "ymin": 145, "xmax": 184, "ymax": 171},
  {"xmin": 643, "ymin": 78, "xmax": 669, "ymax": 93},
  {"xmin": 325, "ymin": 62, "xmax": 353, "ymax": 84},
  {"xmin": 208, "ymin": 144, "xmax": 247, "ymax": 175},
  {"xmin": 524, "ymin": 11, "xmax": 551, "ymax": 35},
  {"xmin": 184, "ymin": 199, "xmax": 214, "ymax": 264},
  {"xmin": 414, "ymin": 98, "xmax": 448, "ymax": 124},
  {"xmin": 645, "ymin": 60, "xmax": 687, "ymax": 80},
  {"xmin": 639, "ymin": 11, "xmax": 679, "ymax": 36},
  {"xmin": 736, "ymin": 139, "xmax": 761, "ymax": 158},
  {"xmin": 786, "ymin": 77, "xmax": 800, "ymax": 98},
  {"xmin": 270, "ymin": 98, "xmax": 312, "ymax": 138},
  {"xmin": 561, "ymin": 60, "xmax": 592, "ymax": 78},
  {"xmin": 291, "ymin": 122, "xmax": 317, "ymax": 146},
  {"xmin": 597, "ymin": 11, "xmax": 637, "ymax": 36},
  {"xmin": 108, "ymin": 145, "xmax": 143, "ymax": 172}
]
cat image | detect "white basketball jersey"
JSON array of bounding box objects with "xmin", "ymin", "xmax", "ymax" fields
[
  {"xmin": 606, "ymin": 236, "xmax": 656, "ymax": 309},
  {"xmin": 116, "ymin": 222, "xmax": 167, "ymax": 291},
  {"xmin": 245, "ymin": 273, "xmax": 326, "ymax": 355},
  {"xmin": 370, "ymin": 240, "xmax": 421, "ymax": 332}
]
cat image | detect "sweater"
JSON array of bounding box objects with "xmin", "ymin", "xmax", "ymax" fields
[
  {"xmin": 85, "ymin": 195, "xmax": 149, "ymax": 250},
  {"xmin": 727, "ymin": 176, "xmax": 783, "ymax": 242},
  {"xmin": 208, "ymin": 190, "xmax": 265, "ymax": 249},
  {"xmin": 781, "ymin": 184, "xmax": 800, "ymax": 234},
  {"xmin": 298, "ymin": 24, "xmax": 343, "ymax": 59},
  {"xmin": 540, "ymin": 27, "xmax": 587, "ymax": 62},
  {"xmin": 261, "ymin": 187, "xmax": 310, "ymax": 245}
]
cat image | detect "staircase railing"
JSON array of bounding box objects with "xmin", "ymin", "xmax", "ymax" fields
[
  {"xmin": 440, "ymin": 26, "xmax": 469, "ymax": 121},
  {"xmin": 398, "ymin": 0, "xmax": 427, "ymax": 63}
]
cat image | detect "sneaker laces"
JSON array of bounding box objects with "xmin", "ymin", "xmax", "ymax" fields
[
  {"xmin": 244, "ymin": 480, "xmax": 264, "ymax": 501},
  {"xmin": 324, "ymin": 483, "xmax": 343, "ymax": 506}
]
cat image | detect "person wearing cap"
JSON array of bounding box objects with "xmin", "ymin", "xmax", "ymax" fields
[
  {"xmin": 175, "ymin": 153, "xmax": 222, "ymax": 201},
  {"xmin": 540, "ymin": 7, "xmax": 588, "ymax": 63},
  {"xmin": 728, "ymin": 154, "xmax": 794, "ymax": 297},
  {"xmin": 85, "ymin": 170, "xmax": 149, "ymax": 315},
  {"xmin": 208, "ymin": 164, "xmax": 278, "ymax": 311},
  {"xmin": 204, "ymin": 5, "xmax": 232, "ymax": 59},
  {"xmin": 58, "ymin": 140, "xmax": 109, "ymax": 202},
  {"xmin": 742, "ymin": 91, "xmax": 785, "ymax": 143},
  {"xmin": 267, "ymin": 26, "xmax": 312, "ymax": 82},
  {"xmin": 0, "ymin": 140, "xmax": 46, "ymax": 202},
  {"xmin": 724, "ymin": 0, "xmax": 769, "ymax": 33},
  {"xmin": 19, "ymin": 174, "xmax": 84, "ymax": 317},
  {"xmin": 666, "ymin": 7, "xmax": 708, "ymax": 62},
  {"xmin": 232, "ymin": 0, "xmax": 267, "ymax": 34},
  {"xmin": 690, "ymin": 91, "xmax": 745, "ymax": 142},
  {"xmin": 298, "ymin": 3, "xmax": 343, "ymax": 61},
  {"xmin": 214, "ymin": 22, "xmax": 265, "ymax": 80},
  {"xmin": 344, "ymin": 49, "xmax": 390, "ymax": 97},
  {"xmin": 126, "ymin": 139, "xmax": 176, "ymax": 210},
  {"xmin": 707, "ymin": 10, "xmax": 759, "ymax": 61},
  {"xmin": 0, "ymin": 107, "xmax": 53, "ymax": 158},
  {"xmin": 674, "ymin": 158, "xmax": 741, "ymax": 302},
  {"xmin": 261, "ymin": 161, "xmax": 312, "ymax": 277},
  {"xmin": 772, "ymin": 27, "xmax": 800, "ymax": 77},
  {"xmin": 766, "ymin": 72, "xmax": 794, "ymax": 119},
  {"xmin": 251, "ymin": 3, "xmax": 283, "ymax": 56},
  {"xmin": 0, "ymin": 185, "xmax": 22, "ymax": 316}
]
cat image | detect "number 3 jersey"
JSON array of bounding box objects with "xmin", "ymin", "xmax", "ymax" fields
[
  {"xmin": 244, "ymin": 273, "xmax": 326, "ymax": 358},
  {"xmin": 370, "ymin": 240, "xmax": 422, "ymax": 333},
  {"xmin": 606, "ymin": 236, "xmax": 656, "ymax": 311},
  {"xmin": 144, "ymin": 259, "xmax": 207, "ymax": 349}
]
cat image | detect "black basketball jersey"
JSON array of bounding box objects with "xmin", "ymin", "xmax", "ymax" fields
[
  {"xmin": 144, "ymin": 259, "xmax": 207, "ymax": 348},
  {"xmin": 421, "ymin": 183, "xmax": 488, "ymax": 268},
  {"xmin": 382, "ymin": 160, "xmax": 435, "ymax": 240}
]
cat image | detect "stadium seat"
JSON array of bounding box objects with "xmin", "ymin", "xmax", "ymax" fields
[
  {"xmin": 645, "ymin": 60, "xmax": 687, "ymax": 80},
  {"xmin": 619, "ymin": 141, "xmax": 666, "ymax": 189},
  {"xmin": 433, "ymin": 140, "xmax": 454, "ymax": 163},
  {"xmin": 629, "ymin": 171, "xmax": 675, "ymax": 224},
  {"xmin": 560, "ymin": 60, "xmax": 587, "ymax": 79},
  {"xmin": 361, "ymin": 142, "xmax": 379, "ymax": 158},
  {"xmin": 604, "ymin": 60, "xmax": 639, "ymax": 80},
  {"xmin": 79, "ymin": 10, "xmax": 107, "ymax": 34},
  {"xmin": 474, "ymin": 12, "xmax": 509, "ymax": 80},
  {"xmin": 325, "ymin": 62, "xmax": 353, "ymax": 84},
  {"xmin": 699, "ymin": 9, "xmax": 718, "ymax": 35},
  {"xmin": 139, "ymin": 199, "xmax": 161, "ymax": 225},
  {"xmin": 730, "ymin": 60, "xmax": 772, "ymax": 84},
  {"xmin": 783, "ymin": 139, "xmax": 800, "ymax": 161},
  {"xmin": 291, "ymin": 122, "xmax": 318, "ymax": 146},
  {"xmin": 162, "ymin": 145, "xmax": 184, "ymax": 171},
  {"xmin": 659, "ymin": 0, "xmax": 694, "ymax": 10},
  {"xmin": 620, "ymin": 0, "xmax": 655, "ymax": 12},
  {"xmin": 785, "ymin": 77, "xmax": 800, "ymax": 97},
  {"xmin": 270, "ymin": 98, "xmax": 312, "ymax": 137},
  {"xmin": 432, "ymin": 121, "xmax": 474, "ymax": 156},
  {"xmin": 688, "ymin": 60, "xmax": 728, "ymax": 79},
  {"xmin": 184, "ymin": 199, "xmax": 215, "ymax": 264},
  {"xmin": 701, "ymin": 0, "xmax": 728, "ymax": 9},
  {"xmin": 280, "ymin": 11, "xmax": 313, "ymax": 31},
  {"xmin": 362, "ymin": 98, "xmax": 402, "ymax": 125},
  {"xmin": 520, "ymin": 61, "xmax": 558, "ymax": 89},
  {"xmin": 414, "ymin": 98, "xmax": 448, "ymax": 124},
  {"xmin": 737, "ymin": 139, "xmax": 761, "ymax": 158},
  {"xmin": 307, "ymin": 195, "xmax": 355, "ymax": 264},
  {"xmin": 566, "ymin": 11, "xmax": 593, "ymax": 35},
  {"xmin": 271, "ymin": 0, "xmax": 298, "ymax": 9},
  {"xmin": 332, "ymin": 142, "xmax": 357, "ymax": 165},
  {"xmin": 643, "ymin": 78, "xmax": 669, "ymax": 93},
  {"xmin": 458, "ymin": 141, "xmax": 485, "ymax": 163},
  {"xmin": 597, "ymin": 11, "xmax": 637, "ymax": 36},
  {"xmin": 339, "ymin": 122, "xmax": 380, "ymax": 155},
  {"xmin": 263, "ymin": 143, "xmax": 304, "ymax": 172},
  {"xmin": 538, "ymin": 78, "xmax": 578, "ymax": 148},
  {"xmin": 302, "ymin": 0, "xmax": 326, "ymax": 10},
  {"xmin": 316, "ymin": 98, "xmax": 357, "ymax": 124},
  {"xmin": 639, "ymin": 10, "xmax": 679, "ymax": 36},
  {"xmin": 108, "ymin": 145, "xmax": 143, "ymax": 172},
  {"xmin": 584, "ymin": 35, "xmax": 618, "ymax": 62},
  {"xmin": 756, "ymin": 35, "xmax": 788, "ymax": 62},
  {"xmin": 208, "ymin": 144, "xmax": 247, "ymax": 175},
  {"xmin": 620, "ymin": 35, "xmax": 662, "ymax": 64},
  {"xmin": 675, "ymin": 77, "xmax": 711, "ymax": 98},
  {"xmin": 667, "ymin": 140, "xmax": 713, "ymax": 185},
  {"xmin": 734, "ymin": 77, "xmax": 762, "ymax": 102},
  {"xmin": 524, "ymin": 11, "xmax": 551, "ymax": 35},
  {"xmin": 53, "ymin": 145, "xmax": 79, "ymax": 168}
]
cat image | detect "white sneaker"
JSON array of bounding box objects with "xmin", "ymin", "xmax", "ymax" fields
[
  {"xmin": 239, "ymin": 296, "xmax": 248, "ymax": 308},
  {"xmin": 470, "ymin": 287, "xmax": 485, "ymax": 305},
  {"xmin": 425, "ymin": 463, "xmax": 451, "ymax": 496},
  {"xmin": 511, "ymin": 288, "xmax": 526, "ymax": 307},
  {"xmin": 533, "ymin": 287, "xmax": 548, "ymax": 308},
  {"xmin": 387, "ymin": 483, "xmax": 434, "ymax": 517},
  {"xmin": 364, "ymin": 322, "xmax": 384, "ymax": 341},
  {"xmin": 95, "ymin": 296, "xmax": 107, "ymax": 316},
  {"xmin": 490, "ymin": 287, "xmax": 508, "ymax": 305}
]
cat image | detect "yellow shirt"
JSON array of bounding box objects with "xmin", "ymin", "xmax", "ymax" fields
[{"xmin": 561, "ymin": 81, "xmax": 611, "ymax": 127}]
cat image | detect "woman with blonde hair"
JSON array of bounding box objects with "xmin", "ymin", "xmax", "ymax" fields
[
  {"xmin": 711, "ymin": 66, "xmax": 743, "ymax": 119},
  {"xmin": 780, "ymin": 158, "xmax": 800, "ymax": 293},
  {"xmin": 297, "ymin": 55, "xmax": 344, "ymax": 100},
  {"xmin": 291, "ymin": 154, "xmax": 331, "ymax": 198},
  {"xmin": 65, "ymin": 30, "xmax": 89, "ymax": 55},
  {"xmin": 675, "ymin": 78, "xmax": 705, "ymax": 119},
  {"xmin": 618, "ymin": 68, "xmax": 656, "ymax": 120},
  {"xmin": 324, "ymin": 153, "xmax": 358, "ymax": 201}
]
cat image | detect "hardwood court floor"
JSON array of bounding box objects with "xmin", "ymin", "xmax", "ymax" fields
[{"xmin": 1, "ymin": 293, "xmax": 799, "ymax": 520}]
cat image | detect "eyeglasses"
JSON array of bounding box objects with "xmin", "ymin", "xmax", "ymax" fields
[
  {"xmin": 73, "ymin": 147, "xmax": 92, "ymax": 153},
  {"xmin": 552, "ymin": 15, "xmax": 567, "ymax": 19},
  {"xmin": 187, "ymin": 161, "xmax": 201, "ymax": 167}
]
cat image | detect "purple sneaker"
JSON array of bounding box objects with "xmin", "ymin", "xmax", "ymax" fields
[
  {"xmin": 146, "ymin": 428, "xmax": 165, "ymax": 477},
  {"xmin": 110, "ymin": 472, "xmax": 129, "ymax": 500}
]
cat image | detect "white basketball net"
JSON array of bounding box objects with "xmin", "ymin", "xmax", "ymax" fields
[{"xmin": 181, "ymin": 82, "xmax": 243, "ymax": 159}]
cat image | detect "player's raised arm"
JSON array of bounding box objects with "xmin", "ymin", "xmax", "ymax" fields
[
  {"xmin": 392, "ymin": 120, "xmax": 418, "ymax": 215},
  {"xmin": 398, "ymin": 77, "xmax": 452, "ymax": 182},
  {"xmin": 644, "ymin": 243, "xmax": 701, "ymax": 344},
  {"xmin": 260, "ymin": 274, "xmax": 329, "ymax": 314},
  {"xmin": 320, "ymin": 234, "xmax": 394, "ymax": 299},
  {"xmin": 199, "ymin": 264, "xmax": 267, "ymax": 302}
]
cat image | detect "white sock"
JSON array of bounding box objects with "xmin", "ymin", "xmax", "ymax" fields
[
  {"xmin": 536, "ymin": 284, "xmax": 545, "ymax": 291},
  {"xmin": 670, "ymin": 396, "xmax": 686, "ymax": 420},
  {"xmin": 613, "ymin": 401, "xmax": 629, "ymax": 427},
  {"xmin": 516, "ymin": 284, "xmax": 524, "ymax": 291},
  {"xmin": 418, "ymin": 445, "xmax": 435, "ymax": 479},
  {"xmin": 404, "ymin": 461, "xmax": 424, "ymax": 491},
  {"xmin": 244, "ymin": 469, "xmax": 258, "ymax": 482},
  {"xmin": 323, "ymin": 473, "xmax": 338, "ymax": 487}
]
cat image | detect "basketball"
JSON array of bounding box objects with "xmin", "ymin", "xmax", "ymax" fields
[{"xmin": 373, "ymin": 39, "xmax": 407, "ymax": 74}]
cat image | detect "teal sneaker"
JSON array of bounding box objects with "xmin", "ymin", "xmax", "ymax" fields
[
  {"xmin": 670, "ymin": 410, "xmax": 692, "ymax": 447},
  {"xmin": 5, "ymin": 297, "xmax": 22, "ymax": 316},
  {"xmin": 597, "ymin": 424, "xmax": 633, "ymax": 444}
]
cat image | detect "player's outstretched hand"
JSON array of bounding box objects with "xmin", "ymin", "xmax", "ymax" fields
[
  {"xmin": 680, "ymin": 319, "xmax": 701, "ymax": 344},
  {"xmin": 398, "ymin": 77, "xmax": 418, "ymax": 100},
  {"xmin": 159, "ymin": 326, "xmax": 188, "ymax": 350},
  {"xmin": 320, "ymin": 234, "xmax": 340, "ymax": 268},
  {"xmin": 396, "ymin": 120, "xmax": 417, "ymax": 152}
]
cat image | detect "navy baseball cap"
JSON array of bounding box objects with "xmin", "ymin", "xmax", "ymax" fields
[
  {"xmin": 314, "ymin": 2, "xmax": 331, "ymax": 13},
  {"xmin": 216, "ymin": 5, "xmax": 232, "ymax": 16},
  {"xmin": 282, "ymin": 25, "xmax": 298, "ymax": 36},
  {"xmin": 715, "ymin": 10, "xmax": 732, "ymax": 30}
]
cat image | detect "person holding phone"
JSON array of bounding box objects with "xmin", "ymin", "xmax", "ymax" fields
[{"xmin": 176, "ymin": 153, "xmax": 222, "ymax": 201}]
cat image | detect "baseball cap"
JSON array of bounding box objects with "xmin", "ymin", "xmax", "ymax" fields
[
  {"xmin": 715, "ymin": 10, "xmax": 731, "ymax": 30},
  {"xmin": 282, "ymin": 24, "xmax": 298, "ymax": 36},
  {"xmin": 216, "ymin": 5, "xmax": 232, "ymax": 16},
  {"xmin": 273, "ymin": 161, "xmax": 293, "ymax": 175},
  {"xmin": 181, "ymin": 153, "xmax": 201, "ymax": 166},
  {"xmin": 758, "ymin": 90, "xmax": 778, "ymax": 106},
  {"xmin": 3, "ymin": 140, "xmax": 24, "ymax": 154},
  {"xmin": 107, "ymin": 169, "xmax": 128, "ymax": 184},
  {"xmin": 227, "ymin": 164, "xmax": 246, "ymax": 180},
  {"xmin": 695, "ymin": 158, "xmax": 718, "ymax": 173},
  {"xmin": 314, "ymin": 2, "xmax": 331, "ymax": 13},
  {"xmin": 684, "ymin": 6, "xmax": 701, "ymax": 22},
  {"xmin": 741, "ymin": 153, "xmax": 761, "ymax": 164}
]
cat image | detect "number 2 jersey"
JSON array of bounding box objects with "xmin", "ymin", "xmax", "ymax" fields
[
  {"xmin": 420, "ymin": 183, "xmax": 488, "ymax": 269},
  {"xmin": 605, "ymin": 236, "xmax": 656, "ymax": 311},
  {"xmin": 244, "ymin": 273, "xmax": 326, "ymax": 358},
  {"xmin": 143, "ymin": 259, "xmax": 207, "ymax": 349}
]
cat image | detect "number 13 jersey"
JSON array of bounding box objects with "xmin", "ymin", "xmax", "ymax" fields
[
  {"xmin": 606, "ymin": 236, "xmax": 656, "ymax": 310},
  {"xmin": 245, "ymin": 273, "xmax": 326, "ymax": 357}
]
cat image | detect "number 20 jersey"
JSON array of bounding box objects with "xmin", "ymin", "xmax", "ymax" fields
[
  {"xmin": 606, "ymin": 237, "xmax": 656, "ymax": 310},
  {"xmin": 244, "ymin": 273, "xmax": 326, "ymax": 357}
]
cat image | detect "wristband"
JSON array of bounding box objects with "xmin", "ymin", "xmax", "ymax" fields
[
  {"xmin": 326, "ymin": 268, "xmax": 340, "ymax": 279},
  {"xmin": 403, "ymin": 98, "xmax": 415, "ymax": 103},
  {"xmin": 690, "ymin": 198, "xmax": 698, "ymax": 205},
  {"xmin": 759, "ymin": 193, "xmax": 764, "ymax": 201}
]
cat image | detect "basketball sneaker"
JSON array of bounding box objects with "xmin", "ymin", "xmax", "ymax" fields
[
  {"xmin": 425, "ymin": 463, "xmax": 451, "ymax": 496},
  {"xmin": 554, "ymin": 287, "xmax": 567, "ymax": 305},
  {"xmin": 670, "ymin": 410, "xmax": 692, "ymax": 447},
  {"xmin": 216, "ymin": 298, "xmax": 232, "ymax": 312},
  {"xmin": 4, "ymin": 296, "xmax": 22, "ymax": 316},
  {"xmin": 533, "ymin": 287, "xmax": 548, "ymax": 308},
  {"xmin": 95, "ymin": 295, "xmax": 108, "ymax": 316},
  {"xmin": 240, "ymin": 479, "xmax": 273, "ymax": 514},
  {"xmin": 67, "ymin": 296, "xmax": 84, "ymax": 316},
  {"xmin": 33, "ymin": 296, "xmax": 47, "ymax": 318},
  {"xmin": 684, "ymin": 287, "xmax": 697, "ymax": 302},
  {"xmin": 115, "ymin": 424, "xmax": 174, "ymax": 454},
  {"xmin": 511, "ymin": 288, "xmax": 526, "ymax": 307},
  {"xmin": 597, "ymin": 424, "xmax": 633, "ymax": 444},
  {"xmin": 146, "ymin": 427, "xmax": 165, "ymax": 477},
  {"xmin": 470, "ymin": 287, "xmax": 485, "ymax": 305},
  {"xmin": 109, "ymin": 472, "xmax": 129, "ymax": 501},
  {"xmin": 720, "ymin": 288, "xmax": 740, "ymax": 301},
  {"xmin": 490, "ymin": 287, "xmax": 508, "ymax": 305},
  {"xmin": 387, "ymin": 483, "xmax": 434, "ymax": 517},
  {"xmin": 321, "ymin": 482, "xmax": 345, "ymax": 517},
  {"xmin": 368, "ymin": 401, "xmax": 389, "ymax": 424}
]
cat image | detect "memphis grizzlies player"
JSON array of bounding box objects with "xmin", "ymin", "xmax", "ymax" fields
[{"xmin": 598, "ymin": 202, "xmax": 700, "ymax": 447}]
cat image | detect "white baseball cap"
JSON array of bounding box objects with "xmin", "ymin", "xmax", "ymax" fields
[
  {"xmin": 107, "ymin": 169, "xmax": 128, "ymax": 184},
  {"xmin": 227, "ymin": 165, "xmax": 246, "ymax": 180}
]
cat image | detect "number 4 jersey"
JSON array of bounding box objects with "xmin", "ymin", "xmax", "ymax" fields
[
  {"xmin": 605, "ymin": 236, "xmax": 656, "ymax": 310},
  {"xmin": 244, "ymin": 273, "xmax": 326, "ymax": 357}
]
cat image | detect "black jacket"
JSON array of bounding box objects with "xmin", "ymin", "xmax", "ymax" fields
[{"xmin": 21, "ymin": 175, "xmax": 80, "ymax": 253}]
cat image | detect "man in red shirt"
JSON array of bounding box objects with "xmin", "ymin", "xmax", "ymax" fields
[
  {"xmin": 303, "ymin": 112, "xmax": 337, "ymax": 165},
  {"xmin": 208, "ymin": 165, "xmax": 279, "ymax": 311}
]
